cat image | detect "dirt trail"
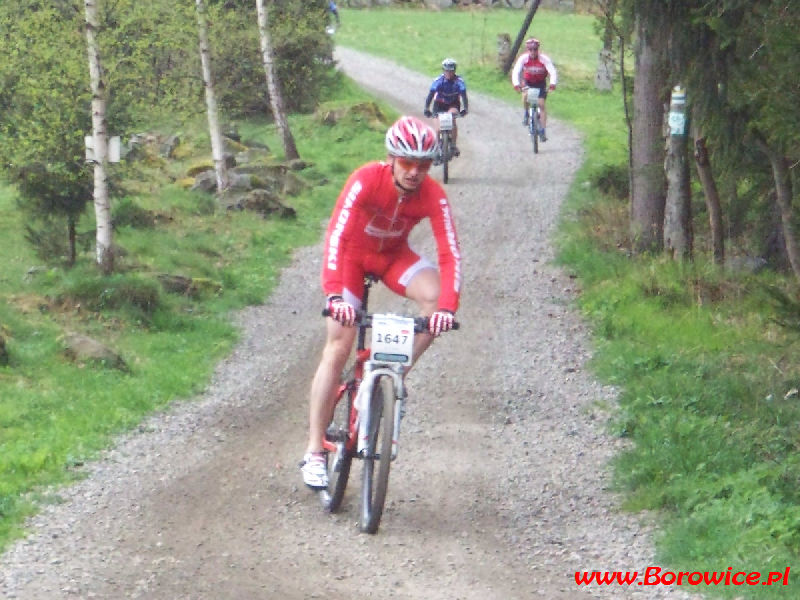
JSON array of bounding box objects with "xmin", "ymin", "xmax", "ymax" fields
[{"xmin": 0, "ymin": 48, "xmax": 695, "ymax": 599}]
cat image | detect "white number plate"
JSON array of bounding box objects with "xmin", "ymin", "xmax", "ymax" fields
[
  {"xmin": 371, "ymin": 314, "xmax": 415, "ymax": 366},
  {"xmin": 438, "ymin": 112, "xmax": 454, "ymax": 131},
  {"xmin": 526, "ymin": 87, "xmax": 540, "ymax": 103}
]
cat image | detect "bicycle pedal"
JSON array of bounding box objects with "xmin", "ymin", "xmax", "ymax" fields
[{"xmin": 325, "ymin": 428, "xmax": 347, "ymax": 443}]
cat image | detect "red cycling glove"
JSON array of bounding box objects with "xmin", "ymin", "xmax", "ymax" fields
[
  {"xmin": 429, "ymin": 311, "xmax": 455, "ymax": 336},
  {"xmin": 327, "ymin": 295, "xmax": 356, "ymax": 326}
]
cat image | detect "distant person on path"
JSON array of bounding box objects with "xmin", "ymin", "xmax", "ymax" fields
[
  {"xmin": 511, "ymin": 37, "xmax": 557, "ymax": 141},
  {"xmin": 423, "ymin": 58, "xmax": 468, "ymax": 157},
  {"xmin": 329, "ymin": 1, "xmax": 340, "ymax": 26},
  {"xmin": 299, "ymin": 116, "xmax": 462, "ymax": 489}
]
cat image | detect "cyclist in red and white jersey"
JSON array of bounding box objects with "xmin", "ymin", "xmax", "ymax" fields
[
  {"xmin": 511, "ymin": 37, "xmax": 557, "ymax": 141},
  {"xmin": 301, "ymin": 115, "xmax": 462, "ymax": 489}
]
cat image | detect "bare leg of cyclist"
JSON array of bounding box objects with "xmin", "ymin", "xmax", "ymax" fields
[
  {"xmin": 449, "ymin": 107, "xmax": 459, "ymax": 147},
  {"xmin": 404, "ymin": 267, "xmax": 440, "ymax": 367},
  {"xmin": 539, "ymin": 98, "xmax": 547, "ymax": 129},
  {"xmin": 305, "ymin": 320, "xmax": 357, "ymax": 454}
]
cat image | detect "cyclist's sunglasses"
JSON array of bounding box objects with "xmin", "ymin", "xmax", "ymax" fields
[{"xmin": 394, "ymin": 157, "xmax": 433, "ymax": 172}]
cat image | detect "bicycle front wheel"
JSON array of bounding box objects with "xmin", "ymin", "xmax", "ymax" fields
[
  {"xmin": 530, "ymin": 108, "xmax": 539, "ymax": 154},
  {"xmin": 360, "ymin": 375, "xmax": 395, "ymax": 533},
  {"xmin": 322, "ymin": 385, "xmax": 354, "ymax": 512},
  {"xmin": 441, "ymin": 132, "xmax": 450, "ymax": 184}
]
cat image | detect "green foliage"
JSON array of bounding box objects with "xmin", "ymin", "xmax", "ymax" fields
[
  {"xmin": 0, "ymin": 3, "xmax": 93, "ymax": 259},
  {"xmin": 206, "ymin": 0, "xmax": 335, "ymax": 116},
  {"xmin": 266, "ymin": 0, "xmax": 336, "ymax": 113},
  {"xmin": 58, "ymin": 270, "xmax": 162, "ymax": 316},
  {"xmin": 589, "ymin": 163, "xmax": 629, "ymax": 200},
  {"xmin": 112, "ymin": 198, "xmax": 156, "ymax": 229},
  {"xmin": 761, "ymin": 283, "xmax": 800, "ymax": 334}
]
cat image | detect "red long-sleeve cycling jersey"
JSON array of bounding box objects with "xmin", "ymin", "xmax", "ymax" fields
[
  {"xmin": 322, "ymin": 161, "xmax": 462, "ymax": 313},
  {"xmin": 511, "ymin": 51, "xmax": 558, "ymax": 88}
]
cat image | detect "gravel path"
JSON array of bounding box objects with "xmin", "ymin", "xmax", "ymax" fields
[{"xmin": 0, "ymin": 48, "xmax": 698, "ymax": 599}]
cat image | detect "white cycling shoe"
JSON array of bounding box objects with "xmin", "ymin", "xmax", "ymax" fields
[{"xmin": 300, "ymin": 452, "xmax": 328, "ymax": 489}]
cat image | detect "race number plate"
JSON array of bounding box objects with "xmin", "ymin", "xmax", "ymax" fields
[
  {"xmin": 526, "ymin": 87, "xmax": 540, "ymax": 103},
  {"xmin": 438, "ymin": 112, "xmax": 454, "ymax": 132},
  {"xmin": 371, "ymin": 314, "xmax": 415, "ymax": 366}
]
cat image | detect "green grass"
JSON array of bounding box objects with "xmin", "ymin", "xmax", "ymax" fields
[{"xmin": 337, "ymin": 5, "xmax": 800, "ymax": 597}]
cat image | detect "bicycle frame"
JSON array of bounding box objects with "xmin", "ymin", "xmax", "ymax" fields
[
  {"xmin": 322, "ymin": 276, "xmax": 406, "ymax": 456},
  {"xmin": 435, "ymin": 111, "xmax": 458, "ymax": 184},
  {"xmin": 319, "ymin": 276, "xmax": 459, "ymax": 531},
  {"xmin": 323, "ymin": 304, "xmax": 407, "ymax": 461}
]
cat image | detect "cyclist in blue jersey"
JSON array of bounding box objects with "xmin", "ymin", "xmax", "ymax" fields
[
  {"xmin": 328, "ymin": 1, "xmax": 340, "ymax": 26},
  {"xmin": 423, "ymin": 58, "xmax": 468, "ymax": 157}
]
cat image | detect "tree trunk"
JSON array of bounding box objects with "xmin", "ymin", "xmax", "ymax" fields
[
  {"xmin": 594, "ymin": 0, "xmax": 616, "ymax": 91},
  {"xmin": 502, "ymin": 0, "xmax": 542, "ymax": 75},
  {"xmin": 664, "ymin": 133, "xmax": 692, "ymax": 260},
  {"xmin": 84, "ymin": 0, "xmax": 113, "ymax": 274},
  {"xmin": 630, "ymin": 13, "xmax": 667, "ymax": 253},
  {"xmin": 664, "ymin": 86, "xmax": 692, "ymax": 260},
  {"xmin": 256, "ymin": 0, "xmax": 299, "ymax": 161},
  {"xmin": 196, "ymin": 0, "xmax": 229, "ymax": 193},
  {"xmin": 762, "ymin": 142, "xmax": 800, "ymax": 280},
  {"xmin": 692, "ymin": 133, "xmax": 724, "ymax": 265},
  {"xmin": 68, "ymin": 216, "xmax": 77, "ymax": 267}
]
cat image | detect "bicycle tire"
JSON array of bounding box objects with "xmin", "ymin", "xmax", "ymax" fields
[
  {"xmin": 322, "ymin": 385, "xmax": 354, "ymax": 512},
  {"xmin": 530, "ymin": 108, "xmax": 539, "ymax": 154},
  {"xmin": 359, "ymin": 375, "xmax": 395, "ymax": 533},
  {"xmin": 441, "ymin": 131, "xmax": 450, "ymax": 184}
]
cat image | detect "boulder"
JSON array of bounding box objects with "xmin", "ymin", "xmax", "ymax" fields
[{"xmin": 62, "ymin": 332, "xmax": 129, "ymax": 372}]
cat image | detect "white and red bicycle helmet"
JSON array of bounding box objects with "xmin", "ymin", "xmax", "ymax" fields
[
  {"xmin": 525, "ymin": 37, "xmax": 540, "ymax": 50},
  {"xmin": 385, "ymin": 116, "xmax": 439, "ymax": 160}
]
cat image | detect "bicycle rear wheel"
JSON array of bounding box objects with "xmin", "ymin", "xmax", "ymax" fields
[
  {"xmin": 322, "ymin": 385, "xmax": 354, "ymax": 512},
  {"xmin": 360, "ymin": 375, "xmax": 395, "ymax": 533}
]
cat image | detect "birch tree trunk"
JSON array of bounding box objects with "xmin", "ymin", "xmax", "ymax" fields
[
  {"xmin": 256, "ymin": 0, "xmax": 299, "ymax": 160},
  {"xmin": 196, "ymin": 0, "xmax": 229, "ymax": 193},
  {"xmin": 85, "ymin": 0, "xmax": 113, "ymax": 274}
]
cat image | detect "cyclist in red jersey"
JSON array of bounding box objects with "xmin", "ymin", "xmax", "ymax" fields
[
  {"xmin": 511, "ymin": 37, "xmax": 557, "ymax": 141},
  {"xmin": 301, "ymin": 115, "xmax": 462, "ymax": 488}
]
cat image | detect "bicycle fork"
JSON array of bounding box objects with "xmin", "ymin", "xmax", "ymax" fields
[{"xmin": 355, "ymin": 362, "xmax": 406, "ymax": 460}]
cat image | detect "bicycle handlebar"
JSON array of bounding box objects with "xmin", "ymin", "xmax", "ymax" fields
[{"xmin": 321, "ymin": 309, "xmax": 460, "ymax": 332}]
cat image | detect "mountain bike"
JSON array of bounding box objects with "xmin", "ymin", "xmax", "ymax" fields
[
  {"xmin": 434, "ymin": 111, "xmax": 459, "ymax": 184},
  {"xmin": 524, "ymin": 86, "xmax": 542, "ymax": 154},
  {"xmin": 319, "ymin": 275, "xmax": 458, "ymax": 533}
]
